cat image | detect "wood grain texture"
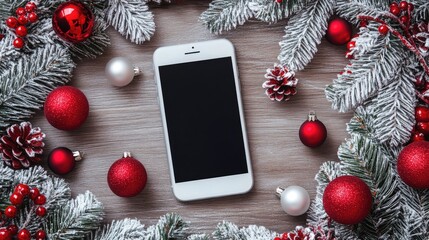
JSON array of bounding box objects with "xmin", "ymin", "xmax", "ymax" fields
[{"xmin": 31, "ymin": 1, "xmax": 353, "ymax": 234}]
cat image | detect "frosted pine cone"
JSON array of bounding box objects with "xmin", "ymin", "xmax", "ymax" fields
[
  {"xmin": 262, "ymin": 63, "xmax": 298, "ymax": 102},
  {"xmin": 0, "ymin": 122, "xmax": 45, "ymax": 170}
]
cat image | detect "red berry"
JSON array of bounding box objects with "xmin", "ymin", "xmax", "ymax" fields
[
  {"xmin": 28, "ymin": 12, "xmax": 38, "ymax": 23},
  {"xmin": 4, "ymin": 206, "xmax": 17, "ymax": 218},
  {"xmin": 30, "ymin": 187, "xmax": 40, "ymax": 200},
  {"xmin": 417, "ymin": 122, "xmax": 429, "ymax": 135},
  {"xmin": 0, "ymin": 228, "xmax": 11, "ymax": 240},
  {"xmin": 408, "ymin": 3, "xmax": 414, "ymax": 11},
  {"xmin": 359, "ymin": 20, "xmax": 368, "ymax": 27},
  {"xmin": 25, "ymin": 2, "xmax": 36, "ymax": 12},
  {"xmin": 281, "ymin": 232, "xmax": 288, "ymax": 240},
  {"xmin": 378, "ymin": 24, "xmax": 389, "ymax": 35},
  {"xmin": 399, "ymin": 1, "xmax": 408, "ymax": 11},
  {"xmin": 35, "ymin": 229, "xmax": 46, "ymax": 239},
  {"xmin": 390, "ymin": 2, "xmax": 398, "ymax": 8},
  {"xmin": 390, "ymin": 5, "xmax": 400, "ymax": 15},
  {"xmin": 15, "ymin": 184, "xmax": 30, "ymax": 196},
  {"xmin": 13, "ymin": 38, "xmax": 25, "ymax": 49},
  {"xmin": 16, "ymin": 7, "xmax": 26, "ymax": 16},
  {"xmin": 400, "ymin": 15, "xmax": 409, "ymax": 24},
  {"xmin": 275, "ymin": 0, "xmax": 282, "ymax": 3},
  {"xmin": 34, "ymin": 194, "xmax": 46, "ymax": 205},
  {"xmin": 7, "ymin": 225, "xmax": 18, "ymax": 235},
  {"xmin": 346, "ymin": 51, "xmax": 354, "ymax": 59},
  {"xmin": 0, "ymin": 34, "xmax": 3, "ymax": 40},
  {"xmin": 15, "ymin": 26, "xmax": 28, "ymax": 37},
  {"xmin": 416, "ymin": 106, "xmax": 429, "ymax": 122},
  {"xmin": 17, "ymin": 15, "xmax": 27, "ymax": 25},
  {"xmin": 17, "ymin": 229, "xmax": 31, "ymax": 240},
  {"xmin": 273, "ymin": 237, "xmax": 281, "ymax": 240},
  {"xmin": 411, "ymin": 132, "xmax": 425, "ymax": 142},
  {"xmin": 347, "ymin": 41, "xmax": 356, "ymax": 51},
  {"xmin": 9, "ymin": 192, "xmax": 24, "ymax": 205},
  {"xmin": 35, "ymin": 206, "xmax": 47, "ymax": 217},
  {"xmin": 6, "ymin": 17, "xmax": 18, "ymax": 28}
]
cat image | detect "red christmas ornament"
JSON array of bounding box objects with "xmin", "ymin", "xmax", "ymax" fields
[
  {"xmin": 397, "ymin": 141, "xmax": 429, "ymax": 189},
  {"xmin": 323, "ymin": 175, "xmax": 372, "ymax": 225},
  {"xmin": 44, "ymin": 86, "xmax": 89, "ymax": 130},
  {"xmin": 48, "ymin": 147, "xmax": 83, "ymax": 175},
  {"xmin": 326, "ymin": 17, "xmax": 352, "ymax": 45},
  {"xmin": 52, "ymin": 1, "xmax": 94, "ymax": 43},
  {"xmin": 416, "ymin": 106, "xmax": 429, "ymax": 122},
  {"xmin": 13, "ymin": 38, "xmax": 24, "ymax": 48},
  {"xmin": 299, "ymin": 111, "xmax": 327, "ymax": 148},
  {"xmin": 107, "ymin": 152, "xmax": 148, "ymax": 197}
]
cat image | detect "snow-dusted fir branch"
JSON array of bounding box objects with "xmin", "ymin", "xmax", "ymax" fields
[
  {"xmin": 94, "ymin": 219, "xmax": 145, "ymax": 240},
  {"xmin": 143, "ymin": 213, "xmax": 189, "ymax": 239},
  {"xmin": 0, "ymin": 44, "xmax": 75, "ymax": 130},
  {"xmin": 212, "ymin": 221, "xmax": 277, "ymax": 240},
  {"xmin": 335, "ymin": 0, "xmax": 388, "ymax": 25},
  {"xmin": 105, "ymin": 0, "xmax": 155, "ymax": 44},
  {"xmin": 251, "ymin": 0, "xmax": 306, "ymax": 23},
  {"xmin": 278, "ymin": 0, "xmax": 335, "ymax": 71}
]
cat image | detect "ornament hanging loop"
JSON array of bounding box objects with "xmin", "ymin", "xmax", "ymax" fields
[
  {"xmin": 308, "ymin": 111, "xmax": 317, "ymax": 121},
  {"xmin": 123, "ymin": 152, "xmax": 132, "ymax": 158},
  {"xmin": 73, "ymin": 151, "xmax": 83, "ymax": 162}
]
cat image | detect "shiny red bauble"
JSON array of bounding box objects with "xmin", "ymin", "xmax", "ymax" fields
[
  {"xmin": 416, "ymin": 106, "xmax": 429, "ymax": 122},
  {"xmin": 44, "ymin": 86, "xmax": 89, "ymax": 130},
  {"xmin": 299, "ymin": 112, "xmax": 327, "ymax": 148},
  {"xmin": 107, "ymin": 153, "xmax": 147, "ymax": 197},
  {"xmin": 323, "ymin": 175, "xmax": 372, "ymax": 225},
  {"xmin": 397, "ymin": 141, "xmax": 429, "ymax": 189},
  {"xmin": 326, "ymin": 17, "xmax": 352, "ymax": 45},
  {"xmin": 52, "ymin": 1, "xmax": 94, "ymax": 43},
  {"xmin": 48, "ymin": 147, "xmax": 81, "ymax": 175}
]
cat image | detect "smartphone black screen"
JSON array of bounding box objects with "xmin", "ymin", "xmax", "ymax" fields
[{"xmin": 159, "ymin": 57, "xmax": 248, "ymax": 183}]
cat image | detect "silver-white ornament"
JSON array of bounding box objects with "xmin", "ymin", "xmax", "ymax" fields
[
  {"xmin": 276, "ymin": 186, "xmax": 310, "ymax": 216},
  {"xmin": 105, "ymin": 57, "xmax": 141, "ymax": 87}
]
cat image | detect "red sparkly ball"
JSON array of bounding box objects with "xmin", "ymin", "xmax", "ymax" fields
[
  {"xmin": 397, "ymin": 141, "xmax": 429, "ymax": 189},
  {"xmin": 299, "ymin": 112, "xmax": 327, "ymax": 148},
  {"xmin": 107, "ymin": 153, "xmax": 147, "ymax": 197},
  {"xmin": 48, "ymin": 147, "xmax": 78, "ymax": 175},
  {"xmin": 416, "ymin": 106, "xmax": 429, "ymax": 122},
  {"xmin": 326, "ymin": 17, "xmax": 352, "ymax": 45},
  {"xmin": 52, "ymin": 1, "xmax": 94, "ymax": 43},
  {"xmin": 323, "ymin": 175, "xmax": 372, "ymax": 225},
  {"xmin": 44, "ymin": 86, "xmax": 89, "ymax": 130}
]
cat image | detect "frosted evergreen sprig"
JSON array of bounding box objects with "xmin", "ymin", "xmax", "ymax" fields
[
  {"xmin": 93, "ymin": 219, "xmax": 145, "ymax": 240},
  {"xmin": 212, "ymin": 221, "xmax": 277, "ymax": 240}
]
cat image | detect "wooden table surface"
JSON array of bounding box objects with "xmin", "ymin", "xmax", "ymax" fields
[{"xmin": 31, "ymin": 1, "xmax": 353, "ymax": 235}]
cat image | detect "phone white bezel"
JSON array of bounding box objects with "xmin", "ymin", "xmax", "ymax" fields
[{"xmin": 153, "ymin": 39, "xmax": 253, "ymax": 201}]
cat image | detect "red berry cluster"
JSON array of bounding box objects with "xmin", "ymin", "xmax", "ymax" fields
[
  {"xmin": 5, "ymin": 2, "xmax": 38, "ymax": 49},
  {"xmin": 345, "ymin": 34, "xmax": 359, "ymax": 59},
  {"xmin": 0, "ymin": 184, "xmax": 47, "ymax": 240},
  {"xmin": 379, "ymin": 1, "xmax": 414, "ymax": 35},
  {"xmin": 411, "ymin": 105, "xmax": 429, "ymax": 142}
]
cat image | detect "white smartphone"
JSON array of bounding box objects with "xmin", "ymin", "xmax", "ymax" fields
[{"xmin": 153, "ymin": 39, "xmax": 253, "ymax": 201}]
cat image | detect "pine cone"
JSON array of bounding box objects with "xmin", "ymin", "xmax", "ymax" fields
[
  {"xmin": 0, "ymin": 122, "xmax": 45, "ymax": 170},
  {"xmin": 411, "ymin": 22, "xmax": 429, "ymax": 57},
  {"xmin": 262, "ymin": 63, "xmax": 298, "ymax": 102}
]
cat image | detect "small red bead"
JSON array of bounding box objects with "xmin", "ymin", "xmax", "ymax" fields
[
  {"xmin": 15, "ymin": 184, "xmax": 30, "ymax": 196},
  {"xmin": 390, "ymin": 5, "xmax": 401, "ymax": 15},
  {"xmin": 10, "ymin": 192, "xmax": 24, "ymax": 205},
  {"xmin": 281, "ymin": 232, "xmax": 288, "ymax": 240},
  {"xmin": 399, "ymin": 1, "xmax": 408, "ymax": 11},
  {"xmin": 400, "ymin": 15, "xmax": 409, "ymax": 24},
  {"xmin": 4, "ymin": 206, "xmax": 17, "ymax": 218},
  {"xmin": 6, "ymin": 17, "xmax": 18, "ymax": 28},
  {"xmin": 30, "ymin": 187, "xmax": 40, "ymax": 200},
  {"xmin": 346, "ymin": 51, "xmax": 354, "ymax": 59},
  {"xmin": 15, "ymin": 26, "xmax": 28, "ymax": 37},
  {"xmin": 378, "ymin": 24, "xmax": 389, "ymax": 35},
  {"xmin": 273, "ymin": 237, "xmax": 281, "ymax": 240},
  {"xmin": 35, "ymin": 229, "xmax": 46, "ymax": 239},
  {"xmin": 411, "ymin": 132, "xmax": 425, "ymax": 142},
  {"xmin": 416, "ymin": 106, "xmax": 429, "ymax": 122},
  {"xmin": 13, "ymin": 38, "xmax": 25, "ymax": 49},
  {"xmin": 35, "ymin": 206, "xmax": 47, "ymax": 217},
  {"xmin": 17, "ymin": 229, "xmax": 31, "ymax": 240},
  {"xmin": 417, "ymin": 122, "xmax": 429, "ymax": 135},
  {"xmin": 17, "ymin": 15, "xmax": 27, "ymax": 25},
  {"xmin": 390, "ymin": 2, "xmax": 398, "ymax": 7},
  {"xmin": 347, "ymin": 41, "xmax": 356, "ymax": 51},
  {"xmin": 28, "ymin": 12, "xmax": 38, "ymax": 23},
  {"xmin": 7, "ymin": 225, "xmax": 18, "ymax": 235},
  {"xmin": 34, "ymin": 194, "xmax": 46, "ymax": 205},
  {"xmin": 408, "ymin": 3, "xmax": 414, "ymax": 11},
  {"xmin": 359, "ymin": 20, "xmax": 368, "ymax": 27},
  {"xmin": 16, "ymin": 7, "xmax": 26, "ymax": 16},
  {"xmin": 0, "ymin": 228, "xmax": 11, "ymax": 240},
  {"xmin": 25, "ymin": 2, "xmax": 37, "ymax": 12}
]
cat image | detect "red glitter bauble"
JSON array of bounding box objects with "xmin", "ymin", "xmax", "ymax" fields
[
  {"xmin": 107, "ymin": 153, "xmax": 147, "ymax": 197},
  {"xmin": 326, "ymin": 17, "xmax": 352, "ymax": 45},
  {"xmin": 299, "ymin": 112, "xmax": 327, "ymax": 148},
  {"xmin": 52, "ymin": 1, "xmax": 94, "ymax": 43},
  {"xmin": 44, "ymin": 86, "xmax": 89, "ymax": 130},
  {"xmin": 323, "ymin": 176, "xmax": 372, "ymax": 225},
  {"xmin": 397, "ymin": 141, "xmax": 429, "ymax": 189},
  {"xmin": 48, "ymin": 147, "xmax": 81, "ymax": 175}
]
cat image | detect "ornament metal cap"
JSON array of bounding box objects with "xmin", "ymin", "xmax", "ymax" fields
[
  {"xmin": 123, "ymin": 152, "xmax": 132, "ymax": 158},
  {"xmin": 73, "ymin": 151, "xmax": 84, "ymax": 162},
  {"xmin": 133, "ymin": 67, "xmax": 142, "ymax": 76},
  {"xmin": 308, "ymin": 111, "xmax": 317, "ymax": 121},
  {"xmin": 276, "ymin": 187, "xmax": 285, "ymax": 198}
]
